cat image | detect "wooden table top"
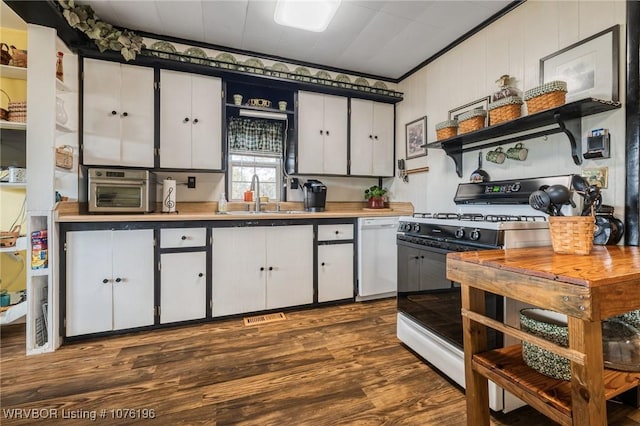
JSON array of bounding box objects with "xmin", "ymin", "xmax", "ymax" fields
[{"xmin": 448, "ymin": 246, "xmax": 640, "ymax": 288}]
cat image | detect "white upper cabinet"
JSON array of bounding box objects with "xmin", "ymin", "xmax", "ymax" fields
[
  {"xmin": 350, "ymin": 99, "xmax": 394, "ymax": 177},
  {"xmin": 160, "ymin": 69, "xmax": 222, "ymax": 170},
  {"xmin": 297, "ymin": 91, "xmax": 348, "ymax": 175},
  {"xmin": 83, "ymin": 58, "xmax": 154, "ymax": 167}
]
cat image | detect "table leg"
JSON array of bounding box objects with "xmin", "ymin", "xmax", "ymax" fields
[
  {"xmin": 461, "ymin": 284, "xmax": 490, "ymax": 426},
  {"xmin": 568, "ymin": 316, "xmax": 607, "ymax": 425}
]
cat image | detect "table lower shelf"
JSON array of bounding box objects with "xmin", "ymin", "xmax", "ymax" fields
[{"xmin": 473, "ymin": 345, "xmax": 640, "ymax": 425}]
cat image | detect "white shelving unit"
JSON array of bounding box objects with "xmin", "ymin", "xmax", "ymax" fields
[
  {"xmin": 0, "ymin": 64, "xmax": 27, "ymax": 80},
  {"xmin": 0, "ymin": 121, "xmax": 27, "ymax": 130},
  {"xmin": 24, "ymin": 24, "xmax": 78, "ymax": 354}
]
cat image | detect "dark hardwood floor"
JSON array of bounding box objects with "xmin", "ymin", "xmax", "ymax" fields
[{"xmin": 1, "ymin": 299, "xmax": 638, "ymax": 425}]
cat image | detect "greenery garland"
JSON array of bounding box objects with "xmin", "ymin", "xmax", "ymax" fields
[{"xmin": 58, "ymin": 0, "xmax": 144, "ymax": 61}]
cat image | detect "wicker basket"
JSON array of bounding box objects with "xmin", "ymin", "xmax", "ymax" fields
[
  {"xmin": 0, "ymin": 225, "xmax": 21, "ymax": 248},
  {"xmin": 0, "ymin": 43, "xmax": 11, "ymax": 65},
  {"xmin": 488, "ymin": 96, "xmax": 522, "ymax": 125},
  {"xmin": 458, "ymin": 109, "xmax": 487, "ymax": 134},
  {"xmin": 548, "ymin": 215, "xmax": 595, "ymax": 255},
  {"xmin": 56, "ymin": 145, "xmax": 74, "ymax": 169},
  {"xmin": 524, "ymin": 81, "xmax": 567, "ymax": 114},
  {"xmin": 9, "ymin": 45, "xmax": 27, "ymax": 68},
  {"xmin": 435, "ymin": 120, "xmax": 458, "ymax": 140},
  {"xmin": 7, "ymin": 99, "xmax": 26, "ymax": 123}
]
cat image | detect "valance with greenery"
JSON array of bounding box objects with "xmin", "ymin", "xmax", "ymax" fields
[{"xmin": 58, "ymin": 0, "xmax": 144, "ymax": 61}]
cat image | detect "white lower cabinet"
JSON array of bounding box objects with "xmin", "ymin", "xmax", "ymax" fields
[
  {"xmin": 318, "ymin": 243, "xmax": 354, "ymax": 302},
  {"xmin": 212, "ymin": 225, "xmax": 313, "ymax": 316},
  {"xmin": 160, "ymin": 251, "xmax": 206, "ymax": 323},
  {"xmin": 65, "ymin": 229, "xmax": 154, "ymax": 336}
]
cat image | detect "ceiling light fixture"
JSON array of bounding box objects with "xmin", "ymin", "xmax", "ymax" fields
[{"xmin": 274, "ymin": 0, "xmax": 342, "ymax": 33}]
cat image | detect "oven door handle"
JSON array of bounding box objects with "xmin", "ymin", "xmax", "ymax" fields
[{"xmin": 90, "ymin": 179, "xmax": 146, "ymax": 186}]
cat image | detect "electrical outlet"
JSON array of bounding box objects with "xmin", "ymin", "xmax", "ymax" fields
[
  {"xmin": 290, "ymin": 177, "xmax": 299, "ymax": 189},
  {"xmin": 187, "ymin": 176, "xmax": 196, "ymax": 188}
]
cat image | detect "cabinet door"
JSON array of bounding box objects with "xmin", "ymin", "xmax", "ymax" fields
[
  {"xmin": 264, "ymin": 225, "xmax": 313, "ymax": 309},
  {"xmin": 297, "ymin": 91, "xmax": 326, "ymax": 174},
  {"xmin": 322, "ymin": 94, "xmax": 348, "ymax": 175},
  {"xmin": 371, "ymin": 102, "xmax": 394, "ymax": 176},
  {"xmin": 82, "ymin": 59, "xmax": 122, "ymax": 166},
  {"xmin": 191, "ymin": 74, "xmax": 222, "ymax": 170},
  {"xmin": 160, "ymin": 69, "xmax": 192, "ymax": 169},
  {"xmin": 318, "ymin": 243, "xmax": 354, "ymax": 302},
  {"xmin": 212, "ymin": 227, "xmax": 266, "ymax": 316},
  {"xmin": 349, "ymin": 98, "xmax": 374, "ymax": 176},
  {"xmin": 66, "ymin": 230, "xmax": 113, "ymax": 336},
  {"xmin": 160, "ymin": 251, "xmax": 206, "ymax": 323},
  {"xmin": 119, "ymin": 64, "xmax": 154, "ymax": 167},
  {"xmin": 111, "ymin": 229, "xmax": 155, "ymax": 330}
]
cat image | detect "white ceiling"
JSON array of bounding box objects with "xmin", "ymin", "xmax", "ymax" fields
[{"xmin": 76, "ymin": 0, "xmax": 514, "ymax": 80}]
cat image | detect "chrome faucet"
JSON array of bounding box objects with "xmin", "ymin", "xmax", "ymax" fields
[{"xmin": 250, "ymin": 174, "xmax": 260, "ymax": 212}]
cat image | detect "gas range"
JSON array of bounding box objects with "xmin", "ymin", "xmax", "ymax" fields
[{"xmin": 398, "ymin": 212, "xmax": 551, "ymax": 250}]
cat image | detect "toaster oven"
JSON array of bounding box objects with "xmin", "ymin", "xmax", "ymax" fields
[{"xmin": 88, "ymin": 168, "xmax": 156, "ymax": 213}]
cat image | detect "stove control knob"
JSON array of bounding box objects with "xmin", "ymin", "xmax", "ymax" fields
[
  {"xmin": 470, "ymin": 229, "xmax": 481, "ymax": 241},
  {"xmin": 413, "ymin": 224, "xmax": 421, "ymax": 232},
  {"xmin": 510, "ymin": 183, "xmax": 521, "ymax": 192},
  {"xmin": 455, "ymin": 228, "xmax": 465, "ymax": 239}
]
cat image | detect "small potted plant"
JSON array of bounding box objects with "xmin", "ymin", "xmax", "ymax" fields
[{"xmin": 364, "ymin": 185, "xmax": 388, "ymax": 209}]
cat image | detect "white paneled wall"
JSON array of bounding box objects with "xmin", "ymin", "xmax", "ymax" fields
[{"xmin": 394, "ymin": 0, "xmax": 626, "ymax": 215}]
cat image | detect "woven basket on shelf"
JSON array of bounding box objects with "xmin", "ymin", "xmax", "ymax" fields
[
  {"xmin": 7, "ymin": 98, "xmax": 26, "ymax": 123},
  {"xmin": 9, "ymin": 46, "xmax": 27, "ymax": 68},
  {"xmin": 55, "ymin": 145, "xmax": 74, "ymax": 169},
  {"xmin": 0, "ymin": 43, "xmax": 11, "ymax": 65},
  {"xmin": 457, "ymin": 109, "xmax": 487, "ymax": 134},
  {"xmin": 0, "ymin": 225, "xmax": 21, "ymax": 248},
  {"xmin": 488, "ymin": 96, "xmax": 522, "ymax": 125},
  {"xmin": 524, "ymin": 81, "xmax": 567, "ymax": 114},
  {"xmin": 435, "ymin": 119, "xmax": 458, "ymax": 140},
  {"xmin": 548, "ymin": 215, "xmax": 595, "ymax": 255}
]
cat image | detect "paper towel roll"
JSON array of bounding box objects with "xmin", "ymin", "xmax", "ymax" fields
[{"xmin": 162, "ymin": 178, "xmax": 177, "ymax": 213}]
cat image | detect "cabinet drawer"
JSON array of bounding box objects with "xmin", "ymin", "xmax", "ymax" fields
[
  {"xmin": 318, "ymin": 224, "xmax": 353, "ymax": 241},
  {"xmin": 161, "ymin": 228, "xmax": 206, "ymax": 248}
]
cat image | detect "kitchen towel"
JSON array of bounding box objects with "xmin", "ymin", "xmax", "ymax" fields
[{"xmin": 162, "ymin": 178, "xmax": 177, "ymax": 213}]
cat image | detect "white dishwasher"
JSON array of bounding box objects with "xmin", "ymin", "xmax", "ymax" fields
[{"xmin": 357, "ymin": 217, "xmax": 399, "ymax": 300}]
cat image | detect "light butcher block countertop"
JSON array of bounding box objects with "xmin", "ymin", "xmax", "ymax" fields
[{"xmin": 55, "ymin": 201, "xmax": 414, "ymax": 223}]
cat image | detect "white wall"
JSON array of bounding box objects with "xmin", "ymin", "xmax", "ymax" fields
[{"xmin": 392, "ymin": 0, "xmax": 627, "ymax": 216}]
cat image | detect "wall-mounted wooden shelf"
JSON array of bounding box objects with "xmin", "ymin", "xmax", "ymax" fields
[{"xmin": 427, "ymin": 98, "xmax": 621, "ymax": 177}]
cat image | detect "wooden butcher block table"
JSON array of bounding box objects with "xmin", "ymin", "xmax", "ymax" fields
[{"xmin": 447, "ymin": 246, "xmax": 640, "ymax": 426}]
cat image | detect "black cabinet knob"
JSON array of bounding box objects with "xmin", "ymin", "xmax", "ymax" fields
[
  {"xmin": 181, "ymin": 235, "xmax": 187, "ymax": 240},
  {"xmin": 319, "ymin": 130, "xmax": 323, "ymax": 135},
  {"xmin": 102, "ymin": 278, "xmax": 109, "ymax": 284},
  {"xmin": 413, "ymin": 256, "xmax": 420, "ymax": 260},
  {"xmin": 326, "ymin": 130, "xmax": 330, "ymax": 136},
  {"xmin": 321, "ymin": 262, "xmax": 325, "ymax": 266},
  {"xmin": 420, "ymin": 256, "xmax": 424, "ymax": 259},
  {"xmin": 111, "ymin": 111, "xmax": 117, "ymax": 115},
  {"xmin": 335, "ymin": 230, "xmax": 339, "ymax": 235},
  {"xmin": 369, "ymin": 135, "xmax": 373, "ymax": 139},
  {"xmin": 374, "ymin": 135, "xmax": 378, "ymax": 140},
  {"xmin": 121, "ymin": 112, "xmax": 128, "ymax": 117},
  {"xmin": 184, "ymin": 117, "xmax": 190, "ymax": 123},
  {"xmin": 198, "ymin": 273, "xmax": 204, "ymax": 277},
  {"xmin": 115, "ymin": 277, "xmax": 122, "ymax": 283},
  {"xmin": 193, "ymin": 118, "xmax": 199, "ymax": 124},
  {"xmin": 260, "ymin": 267, "xmax": 265, "ymax": 271},
  {"xmin": 268, "ymin": 266, "xmax": 273, "ymax": 271}
]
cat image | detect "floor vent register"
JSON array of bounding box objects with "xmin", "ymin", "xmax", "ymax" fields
[{"xmin": 243, "ymin": 312, "xmax": 287, "ymax": 326}]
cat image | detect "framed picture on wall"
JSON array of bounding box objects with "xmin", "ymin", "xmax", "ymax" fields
[
  {"xmin": 540, "ymin": 25, "xmax": 619, "ymax": 102},
  {"xmin": 405, "ymin": 116, "xmax": 427, "ymax": 159}
]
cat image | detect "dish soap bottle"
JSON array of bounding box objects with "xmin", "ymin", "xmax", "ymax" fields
[{"xmin": 218, "ymin": 192, "xmax": 227, "ymax": 213}]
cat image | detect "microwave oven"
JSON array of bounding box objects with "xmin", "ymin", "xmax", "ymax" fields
[{"xmin": 88, "ymin": 168, "xmax": 156, "ymax": 213}]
